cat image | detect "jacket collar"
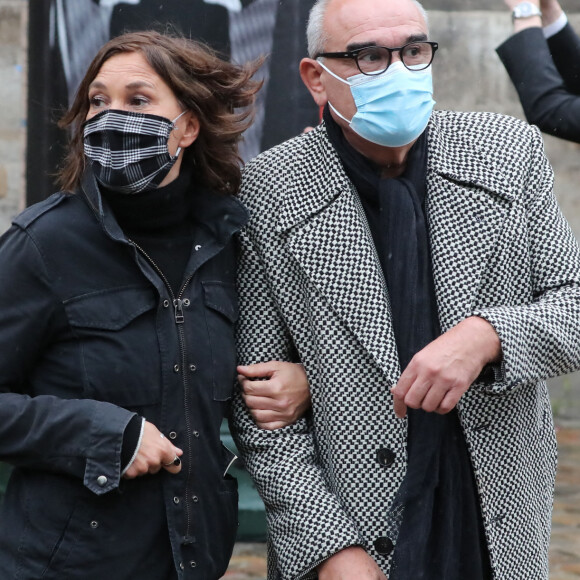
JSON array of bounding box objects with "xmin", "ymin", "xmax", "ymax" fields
[
  {"xmin": 426, "ymin": 111, "xmax": 515, "ymax": 203},
  {"xmin": 276, "ymin": 111, "xmax": 514, "ymax": 234},
  {"xmin": 80, "ymin": 166, "xmax": 248, "ymax": 246},
  {"xmin": 275, "ymin": 127, "xmax": 353, "ymax": 235}
]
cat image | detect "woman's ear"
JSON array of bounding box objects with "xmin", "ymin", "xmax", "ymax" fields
[
  {"xmin": 300, "ymin": 58, "xmax": 328, "ymax": 108},
  {"xmin": 178, "ymin": 113, "xmax": 200, "ymax": 148}
]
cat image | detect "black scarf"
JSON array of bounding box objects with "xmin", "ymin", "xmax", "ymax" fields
[{"xmin": 324, "ymin": 107, "xmax": 491, "ymax": 580}]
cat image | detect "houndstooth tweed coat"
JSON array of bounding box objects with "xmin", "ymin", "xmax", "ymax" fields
[{"xmin": 230, "ymin": 110, "xmax": 580, "ymax": 580}]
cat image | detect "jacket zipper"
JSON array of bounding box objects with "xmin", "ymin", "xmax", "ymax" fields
[{"xmin": 129, "ymin": 240, "xmax": 197, "ymax": 543}]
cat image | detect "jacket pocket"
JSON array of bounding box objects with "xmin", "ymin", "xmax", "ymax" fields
[
  {"xmin": 64, "ymin": 285, "xmax": 161, "ymax": 407},
  {"xmin": 202, "ymin": 281, "xmax": 238, "ymax": 400}
]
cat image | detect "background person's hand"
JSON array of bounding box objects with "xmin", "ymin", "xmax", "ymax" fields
[
  {"xmin": 391, "ymin": 316, "xmax": 501, "ymax": 419},
  {"xmin": 238, "ymin": 361, "xmax": 311, "ymax": 430},
  {"xmin": 123, "ymin": 421, "xmax": 183, "ymax": 479},
  {"xmin": 503, "ymin": 0, "xmax": 543, "ymax": 32},
  {"xmin": 317, "ymin": 547, "xmax": 388, "ymax": 580},
  {"xmin": 503, "ymin": 0, "xmax": 540, "ymax": 10},
  {"xmin": 540, "ymin": 0, "xmax": 563, "ymax": 25}
]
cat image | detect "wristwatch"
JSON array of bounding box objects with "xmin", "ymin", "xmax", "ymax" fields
[{"xmin": 512, "ymin": 1, "xmax": 542, "ymax": 21}]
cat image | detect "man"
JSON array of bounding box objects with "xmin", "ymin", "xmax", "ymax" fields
[{"xmin": 230, "ymin": 0, "xmax": 580, "ymax": 578}]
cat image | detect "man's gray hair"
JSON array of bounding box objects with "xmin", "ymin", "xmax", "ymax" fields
[{"xmin": 306, "ymin": 0, "xmax": 429, "ymax": 58}]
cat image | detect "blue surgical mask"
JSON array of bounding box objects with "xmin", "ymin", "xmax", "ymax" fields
[{"xmin": 318, "ymin": 60, "xmax": 435, "ymax": 148}]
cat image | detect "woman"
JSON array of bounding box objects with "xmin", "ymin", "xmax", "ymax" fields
[{"xmin": 0, "ymin": 31, "xmax": 308, "ymax": 579}]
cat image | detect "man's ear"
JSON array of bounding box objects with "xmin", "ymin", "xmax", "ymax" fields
[
  {"xmin": 178, "ymin": 113, "xmax": 200, "ymax": 148},
  {"xmin": 300, "ymin": 58, "xmax": 328, "ymax": 107}
]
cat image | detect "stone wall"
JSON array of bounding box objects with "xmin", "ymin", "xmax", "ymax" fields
[{"xmin": 0, "ymin": 0, "xmax": 27, "ymax": 234}]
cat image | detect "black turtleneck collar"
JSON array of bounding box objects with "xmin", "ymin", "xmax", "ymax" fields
[{"xmin": 100, "ymin": 164, "xmax": 195, "ymax": 236}]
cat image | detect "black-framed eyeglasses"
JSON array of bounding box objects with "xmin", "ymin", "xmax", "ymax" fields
[{"xmin": 317, "ymin": 41, "xmax": 438, "ymax": 76}]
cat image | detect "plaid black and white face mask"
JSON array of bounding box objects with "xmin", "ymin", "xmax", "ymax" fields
[{"xmin": 83, "ymin": 109, "xmax": 186, "ymax": 195}]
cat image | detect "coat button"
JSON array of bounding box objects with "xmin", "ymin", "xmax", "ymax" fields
[
  {"xmin": 189, "ymin": 561, "xmax": 197, "ymax": 568},
  {"xmin": 179, "ymin": 562, "xmax": 185, "ymax": 570},
  {"xmin": 90, "ymin": 521, "xmax": 99, "ymax": 529},
  {"xmin": 173, "ymin": 496, "xmax": 180, "ymax": 504},
  {"xmin": 374, "ymin": 536, "xmax": 394, "ymax": 555},
  {"xmin": 173, "ymin": 364, "xmax": 180, "ymax": 373},
  {"xmin": 163, "ymin": 300, "xmax": 170, "ymax": 308},
  {"xmin": 192, "ymin": 495, "xmax": 199, "ymax": 503},
  {"xmin": 189, "ymin": 364, "xmax": 197, "ymax": 372},
  {"xmin": 97, "ymin": 475, "xmax": 108, "ymax": 487},
  {"xmin": 169, "ymin": 431, "xmax": 177, "ymax": 440},
  {"xmin": 183, "ymin": 299, "xmax": 191, "ymax": 307},
  {"xmin": 377, "ymin": 448, "xmax": 396, "ymax": 467},
  {"xmin": 193, "ymin": 430, "xmax": 200, "ymax": 438}
]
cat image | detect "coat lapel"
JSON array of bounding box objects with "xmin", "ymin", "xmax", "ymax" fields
[
  {"xmin": 276, "ymin": 129, "xmax": 400, "ymax": 381},
  {"xmin": 425, "ymin": 113, "xmax": 515, "ymax": 331}
]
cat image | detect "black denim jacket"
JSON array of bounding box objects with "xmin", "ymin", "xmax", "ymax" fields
[{"xmin": 0, "ymin": 168, "xmax": 247, "ymax": 579}]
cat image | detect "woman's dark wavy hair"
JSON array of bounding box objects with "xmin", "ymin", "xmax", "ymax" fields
[{"xmin": 57, "ymin": 30, "xmax": 263, "ymax": 194}]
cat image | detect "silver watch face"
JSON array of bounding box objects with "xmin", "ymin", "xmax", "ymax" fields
[{"xmin": 514, "ymin": 2, "xmax": 540, "ymax": 18}]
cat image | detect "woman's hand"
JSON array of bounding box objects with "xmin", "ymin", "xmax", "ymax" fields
[
  {"xmin": 123, "ymin": 421, "xmax": 183, "ymax": 479},
  {"xmin": 237, "ymin": 361, "xmax": 311, "ymax": 430}
]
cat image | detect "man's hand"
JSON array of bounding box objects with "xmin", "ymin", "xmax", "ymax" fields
[
  {"xmin": 391, "ymin": 316, "xmax": 501, "ymax": 419},
  {"xmin": 317, "ymin": 547, "xmax": 388, "ymax": 580},
  {"xmin": 237, "ymin": 361, "xmax": 311, "ymax": 430},
  {"xmin": 123, "ymin": 421, "xmax": 183, "ymax": 479}
]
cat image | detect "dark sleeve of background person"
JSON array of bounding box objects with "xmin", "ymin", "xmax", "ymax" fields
[
  {"xmin": 110, "ymin": 0, "xmax": 231, "ymax": 56},
  {"xmin": 496, "ymin": 26, "xmax": 580, "ymax": 143},
  {"xmin": 547, "ymin": 22, "xmax": 580, "ymax": 94}
]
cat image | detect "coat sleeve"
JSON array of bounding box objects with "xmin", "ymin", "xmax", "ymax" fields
[
  {"xmin": 230, "ymin": 229, "xmax": 365, "ymax": 580},
  {"xmin": 496, "ymin": 27, "xmax": 580, "ymax": 143},
  {"xmin": 472, "ymin": 126, "xmax": 580, "ymax": 393},
  {"xmin": 0, "ymin": 225, "xmax": 135, "ymax": 495},
  {"xmin": 547, "ymin": 22, "xmax": 580, "ymax": 94}
]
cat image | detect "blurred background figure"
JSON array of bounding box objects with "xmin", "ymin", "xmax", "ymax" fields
[
  {"xmin": 28, "ymin": 0, "xmax": 318, "ymax": 205},
  {"xmin": 497, "ymin": 0, "xmax": 580, "ymax": 143}
]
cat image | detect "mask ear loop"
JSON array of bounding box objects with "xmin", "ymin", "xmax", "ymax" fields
[
  {"xmin": 317, "ymin": 60, "xmax": 354, "ymax": 124},
  {"xmin": 171, "ymin": 110, "xmax": 188, "ymax": 125},
  {"xmin": 169, "ymin": 110, "xmax": 188, "ymax": 160},
  {"xmin": 317, "ymin": 59, "xmax": 351, "ymax": 85}
]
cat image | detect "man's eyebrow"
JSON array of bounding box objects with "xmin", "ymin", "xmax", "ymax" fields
[
  {"xmin": 346, "ymin": 41, "xmax": 378, "ymax": 52},
  {"xmin": 346, "ymin": 33, "xmax": 428, "ymax": 52}
]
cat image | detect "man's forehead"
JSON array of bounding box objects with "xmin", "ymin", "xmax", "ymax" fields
[{"xmin": 324, "ymin": 0, "xmax": 427, "ymax": 49}]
